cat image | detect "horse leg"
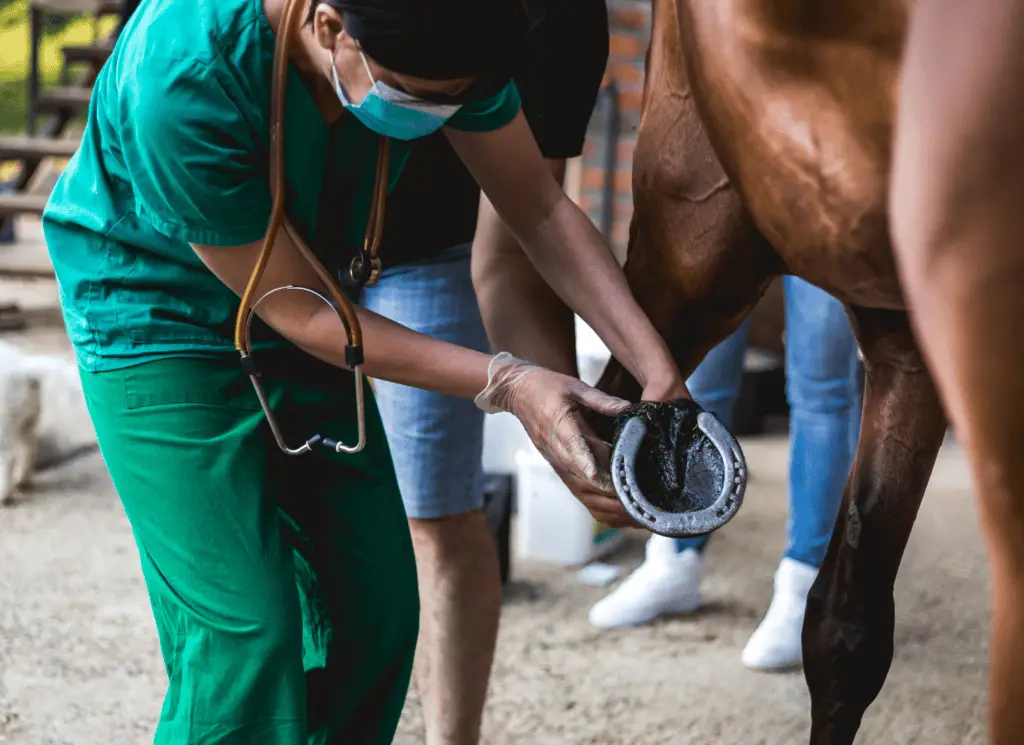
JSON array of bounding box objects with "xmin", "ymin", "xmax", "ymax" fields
[
  {"xmin": 891, "ymin": 3, "xmax": 1024, "ymax": 740},
  {"xmin": 595, "ymin": 206, "xmax": 774, "ymax": 407},
  {"xmin": 802, "ymin": 307, "xmax": 946, "ymax": 745},
  {"xmin": 591, "ymin": 153, "xmax": 777, "ymax": 537},
  {"xmin": 594, "ymin": 13, "xmax": 780, "ymax": 407}
]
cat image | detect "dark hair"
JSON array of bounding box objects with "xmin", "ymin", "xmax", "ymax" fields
[
  {"xmin": 308, "ymin": 0, "xmax": 529, "ymax": 87},
  {"xmin": 306, "ymin": 0, "xmax": 534, "ymax": 26}
]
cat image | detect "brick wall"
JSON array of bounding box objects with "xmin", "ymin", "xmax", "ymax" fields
[{"xmin": 577, "ymin": 0, "xmax": 652, "ymax": 263}]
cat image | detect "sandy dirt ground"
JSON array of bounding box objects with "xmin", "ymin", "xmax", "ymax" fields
[
  {"xmin": 0, "ymin": 330, "xmax": 991, "ymax": 745},
  {"xmin": 0, "ymin": 235, "xmax": 990, "ymax": 744}
]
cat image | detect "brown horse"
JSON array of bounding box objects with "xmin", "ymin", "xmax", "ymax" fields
[{"xmin": 596, "ymin": 1, "xmax": 948, "ymax": 743}]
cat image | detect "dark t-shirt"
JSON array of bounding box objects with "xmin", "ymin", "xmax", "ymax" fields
[{"xmin": 377, "ymin": 0, "xmax": 610, "ymax": 267}]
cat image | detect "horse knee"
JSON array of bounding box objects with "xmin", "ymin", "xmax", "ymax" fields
[
  {"xmin": 804, "ymin": 568, "xmax": 896, "ymax": 681},
  {"xmin": 802, "ymin": 542, "xmax": 897, "ymax": 744}
]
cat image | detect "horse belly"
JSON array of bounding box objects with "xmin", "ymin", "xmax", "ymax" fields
[
  {"xmin": 680, "ymin": 1, "xmax": 907, "ymax": 308},
  {"xmin": 730, "ymin": 99, "xmax": 904, "ymax": 309}
]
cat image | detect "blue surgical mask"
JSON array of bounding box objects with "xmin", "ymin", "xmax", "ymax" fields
[{"xmin": 330, "ymin": 48, "xmax": 462, "ymax": 140}]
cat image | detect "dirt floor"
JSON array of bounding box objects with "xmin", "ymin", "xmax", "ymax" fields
[
  {"xmin": 0, "ymin": 329, "xmax": 990, "ymax": 745},
  {"xmin": 0, "ymin": 218, "xmax": 991, "ymax": 744}
]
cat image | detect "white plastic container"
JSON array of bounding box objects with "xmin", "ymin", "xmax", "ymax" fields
[
  {"xmin": 482, "ymin": 412, "xmax": 531, "ymax": 475},
  {"xmin": 574, "ymin": 315, "xmax": 612, "ymax": 386},
  {"xmin": 514, "ymin": 445, "xmax": 624, "ymax": 566}
]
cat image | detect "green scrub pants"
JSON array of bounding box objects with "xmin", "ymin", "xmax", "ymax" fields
[{"xmin": 79, "ymin": 350, "xmax": 418, "ymax": 744}]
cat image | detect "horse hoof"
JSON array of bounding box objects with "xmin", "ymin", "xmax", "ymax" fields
[{"xmin": 610, "ymin": 399, "xmax": 747, "ymax": 538}]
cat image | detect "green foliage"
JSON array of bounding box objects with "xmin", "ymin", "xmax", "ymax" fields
[{"xmin": 0, "ymin": 0, "xmax": 116, "ymax": 135}]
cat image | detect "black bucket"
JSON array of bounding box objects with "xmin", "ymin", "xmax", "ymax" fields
[{"xmin": 482, "ymin": 473, "xmax": 514, "ymax": 585}]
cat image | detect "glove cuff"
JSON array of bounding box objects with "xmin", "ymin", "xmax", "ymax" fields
[{"xmin": 473, "ymin": 351, "xmax": 532, "ymax": 414}]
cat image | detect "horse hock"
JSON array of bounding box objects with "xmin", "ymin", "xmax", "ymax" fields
[{"xmin": 802, "ymin": 309, "xmax": 947, "ymax": 745}]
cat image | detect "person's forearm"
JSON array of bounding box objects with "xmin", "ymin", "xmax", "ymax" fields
[
  {"xmin": 472, "ymin": 162, "xmax": 578, "ymax": 376},
  {"xmin": 472, "ymin": 226, "xmax": 577, "ymax": 374},
  {"xmin": 191, "ymin": 234, "xmax": 493, "ymax": 400},
  {"xmin": 511, "ymin": 192, "xmax": 678, "ymax": 392},
  {"xmin": 444, "ymin": 118, "xmax": 681, "ymax": 395},
  {"xmin": 292, "ymin": 303, "xmax": 491, "ymax": 400}
]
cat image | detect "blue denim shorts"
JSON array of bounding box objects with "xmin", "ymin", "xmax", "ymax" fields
[{"xmin": 359, "ymin": 243, "xmax": 490, "ymax": 519}]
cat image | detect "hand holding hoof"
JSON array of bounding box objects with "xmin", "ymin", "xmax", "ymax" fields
[
  {"xmin": 551, "ymin": 439, "xmax": 635, "ymax": 529},
  {"xmin": 610, "ymin": 399, "xmax": 747, "ymax": 538}
]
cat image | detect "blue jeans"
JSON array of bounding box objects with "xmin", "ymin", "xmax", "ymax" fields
[
  {"xmin": 675, "ymin": 277, "xmax": 863, "ymax": 567},
  {"xmin": 359, "ymin": 243, "xmax": 490, "ymax": 519}
]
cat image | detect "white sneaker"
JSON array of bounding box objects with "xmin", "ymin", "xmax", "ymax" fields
[
  {"xmin": 588, "ymin": 536, "xmax": 702, "ymax": 629},
  {"xmin": 741, "ymin": 557, "xmax": 818, "ymax": 671}
]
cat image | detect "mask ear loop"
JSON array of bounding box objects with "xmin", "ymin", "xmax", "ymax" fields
[
  {"xmin": 232, "ymin": 0, "xmax": 389, "ymax": 456},
  {"xmin": 329, "ymin": 36, "xmax": 375, "ymax": 101},
  {"xmin": 355, "ymin": 43, "xmax": 377, "ymax": 85}
]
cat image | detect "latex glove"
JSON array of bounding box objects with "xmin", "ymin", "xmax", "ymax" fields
[
  {"xmin": 475, "ymin": 352, "xmax": 631, "ymax": 491},
  {"xmin": 550, "ymin": 439, "xmax": 635, "ymax": 528},
  {"xmin": 556, "ymin": 381, "xmax": 692, "ymax": 528}
]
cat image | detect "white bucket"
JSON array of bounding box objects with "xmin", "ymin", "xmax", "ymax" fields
[
  {"xmin": 482, "ymin": 411, "xmax": 531, "ymax": 475},
  {"xmin": 574, "ymin": 315, "xmax": 612, "ymax": 386},
  {"xmin": 514, "ymin": 445, "xmax": 624, "ymax": 566}
]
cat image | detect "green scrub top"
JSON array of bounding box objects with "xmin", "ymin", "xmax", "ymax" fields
[{"xmin": 42, "ymin": 0, "xmax": 522, "ymax": 373}]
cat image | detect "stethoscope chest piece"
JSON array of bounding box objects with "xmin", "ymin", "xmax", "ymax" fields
[
  {"xmin": 346, "ymin": 251, "xmax": 382, "ymax": 289},
  {"xmin": 611, "ymin": 399, "xmax": 747, "ymax": 538}
]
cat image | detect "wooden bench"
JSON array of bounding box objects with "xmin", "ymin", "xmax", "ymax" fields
[
  {"xmin": 0, "ymin": 194, "xmax": 50, "ymax": 217},
  {"xmin": 0, "ymin": 0, "xmax": 124, "ymax": 235},
  {"xmin": 0, "ymin": 136, "xmax": 80, "ymax": 161},
  {"xmin": 30, "ymin": 0, "xmax": 118, "ymax": 13},
  {"xmin": 96, "ymin": 0, "xmax": 124, "ymax": 15},
  {"xmin": 62, "ymin": 39, "xmax": 115, "ymax": 67},
  {"xmin": 35, "ymin": 87, "xmax": 94, "ymax": 115}
]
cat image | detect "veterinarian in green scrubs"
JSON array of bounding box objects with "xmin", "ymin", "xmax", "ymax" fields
[{"xmin": 40, "ymin": 0, "xmax": 687, "ymax": 741}]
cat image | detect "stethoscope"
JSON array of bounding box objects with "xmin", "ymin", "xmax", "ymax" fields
[{"xmin": 233, "ymin": 0, "xmax": 389, "ymax": 457}]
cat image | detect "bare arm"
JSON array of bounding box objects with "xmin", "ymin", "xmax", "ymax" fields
[
  {"xmin": 191, "ymin": 230, "xmax": 491, "ymax": 399},
  {"xmin": 471, "ymin": 156, "xmax": 634, "ymax": 526},
  {"xmin": 193, "ymin": 225, "xmax": 641, "ymax": 495},
  {"xmin": 471, "ymin": 158, "xmax": 579, "ymax": 376},
  {"xmin": 446, "ymin": 113, "xmax": 684, "ymax": 398}
]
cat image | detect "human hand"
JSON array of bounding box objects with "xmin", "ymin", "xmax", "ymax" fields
[
  {"xmin": 550, "ymin": 435, "xmax": 635, "ymax": 528},
  {"xmin": 563, "ymin": 368, "xmax": 692, "ymax": 530},
  {"xmin": 639, "ymin": 369, "xmax": 690, "ymax": 405},
  {"xmin": 475, "ymin": 352, "xmax": 631, "ymax": 492}
]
